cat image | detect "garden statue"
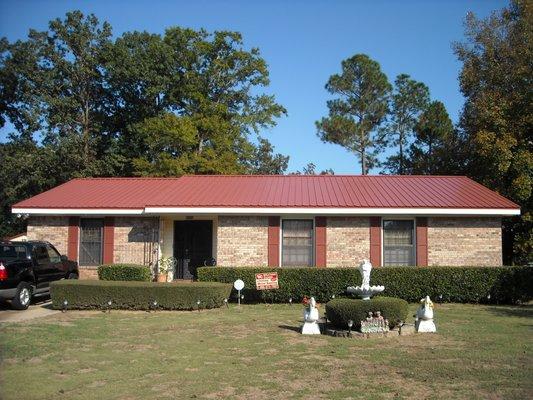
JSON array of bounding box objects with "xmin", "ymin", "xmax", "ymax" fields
[
  {"xmin": 346, "ymin": 259, "xmax": 385, "ymax": 300},
  {"xmin": 301, "ymin": 297, "xmax": 321, "ymax": 335},
  {"xmin": 415, "ymin": 296, "xmax": 436, "ymax": 333}
]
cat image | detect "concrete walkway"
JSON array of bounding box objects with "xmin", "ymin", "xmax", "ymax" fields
[{"xmin": 0, "ymin": 299, "xmax": 60, "ymax": 323}]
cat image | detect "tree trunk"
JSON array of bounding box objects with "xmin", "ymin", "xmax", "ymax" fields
[
  {"xmin": 361, "ymin": 148, "xmax": 366, "ymax": 175},
  {"xmin": 399, "ymin": 138, "xmax": 404, "ymax": 175}
]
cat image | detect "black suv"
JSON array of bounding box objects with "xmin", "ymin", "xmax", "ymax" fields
[{"xmin": 0, "ymin": 241, "xmax": 79, "ymax": 310}]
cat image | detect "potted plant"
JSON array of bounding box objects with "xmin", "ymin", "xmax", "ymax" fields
[{"xmin": 157, "ymin": 257, "xmax": 175, "ymax": 282}]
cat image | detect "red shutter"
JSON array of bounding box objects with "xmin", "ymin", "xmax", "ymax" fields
[
  {"xmin": 67, "ymin": 217, "xmax": 80, "ymax": 261},
  {"xmin": 416, "ymin": 217, "xmax": 428, "ymax": 266},
  {"xmin": 315, "ymin": 216, "xmax": 327, "ymax": 267},
  {"xmin": 268, "ymin": 216, "xmax": 280, "ymax": 267},
  {"xmin": 369, "ymin": 217, "xmax": 381, "ymax": 267},
  {"xmin": 102, "ymin": 217, "xmax": 115, "ymax": 265}
]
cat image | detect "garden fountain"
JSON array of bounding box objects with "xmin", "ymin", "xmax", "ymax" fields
[{"xmin": 346, "ymin": 259, "xmax": 384, "ymax": 300}]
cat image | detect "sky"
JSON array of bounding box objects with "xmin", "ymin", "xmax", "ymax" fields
[{"xmin": 0, "ymin": 0, "xmax": 507, "ymax": 174}]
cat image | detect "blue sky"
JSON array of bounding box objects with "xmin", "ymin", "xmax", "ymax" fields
[{"xmin": 0, "ymin": 0, "xmax": 507, "ymax": 174}]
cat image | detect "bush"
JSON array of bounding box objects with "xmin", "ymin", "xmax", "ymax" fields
[
  {"xmin": 197, "ymin": 266, "xmax": 533, "ymax": 304},
  {"xmin": 325, "ymin": 297, "xmax": 409, "ymax": 329},
  {"xmin": 98, "ymin": 264, "xmax": 151, "ymax": 282},
  {"xmin": 50, "ymin": 280, "xmax": 232, "ymax": 310}
]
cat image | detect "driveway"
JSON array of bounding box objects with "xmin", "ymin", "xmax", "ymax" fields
[{"xmin": 0, "ymin": 298, "xmax": 60, "ymax": 323}]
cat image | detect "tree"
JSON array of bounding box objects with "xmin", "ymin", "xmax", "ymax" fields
[
  {"xmin": 405, "ymin": 101, "xmax": 456, "ymax": 174},
  {"xmin": 316, "ymin": 54, "xmax": 391, "ymax": 174},
  {"xmin": 0, "ymin": 11, "xmax": 288, "ymax": 236},
  {"xmin": 453, "ymin": 0, "xmax": 532, "ymax": 263},
  {"xmin": 382, "ymin": 74, "xmax": 430, "ymax": 174}
]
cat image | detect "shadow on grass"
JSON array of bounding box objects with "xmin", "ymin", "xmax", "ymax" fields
[
  {"xmin": 278, "ymin": 324, "xmax": 301, "ymax": 333},
  {"xmin": 486, "ymin": 304, "xmax": 533, "ymax": 319}
]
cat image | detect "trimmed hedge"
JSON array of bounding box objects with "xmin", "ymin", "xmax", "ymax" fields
[
  {"xmin": 325, "ymin": 297, "xmax": 409, "ymax": 329},
  {"xmin": 98, "ymin": 264, "xmax": 151, "ymax": 282},
  {"xmin": 197, "ymin": 266, "xmax": 533, "ymax": 304},
  {"xmin": 50, "ymin": 280, "xmax": 232, "ymax": 310}
]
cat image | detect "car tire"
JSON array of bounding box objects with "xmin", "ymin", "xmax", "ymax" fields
[
  {"xmin": 67, "ymin": 272, "xmax": 79, "ymax": 280},
  {"xmin": 12, "ymin": 282, "xmax": 32, "ymax": 310}
]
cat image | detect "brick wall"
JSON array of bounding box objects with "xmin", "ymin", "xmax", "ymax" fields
[
  {"xmin": 217, "ymin": 216, "xmax": 268, "ymax": 266},
  {"xmin": 326, "ymin": 217, "xmax": 370, "ymax": 267},
  {"xmin": 428, "ymin": 217, "xmax": 502, "ymax": 266},
  {"xmin": 26, "ymin": 216, "xmax": 69, "ymax": 255},
  {"xmin": 113, "ymin": 217, "xmax": 159, "ymax": 265}
]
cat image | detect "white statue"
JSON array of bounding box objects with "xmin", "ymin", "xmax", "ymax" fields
[
  {"xmin": 346, "ymin": 259, "xmax": 384, "ymax": 300},
  {"xmin": 415, "ymin": 296, "xmax": 437, "ymax": 333},
  {"xmin": 359, "ymin": 259, "xmax": 372, "ymax": 289},
  {"xmin": 301, "ymin": 297, "xmax": 321, "ymax": 335}
]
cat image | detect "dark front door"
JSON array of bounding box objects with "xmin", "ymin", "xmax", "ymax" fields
[{"xmin": 173, "ymin": 220, "xmax": 213, "ymax": 279}]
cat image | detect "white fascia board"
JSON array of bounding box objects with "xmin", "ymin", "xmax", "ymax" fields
[
  {"xmin": 12, "ymin": 208, "xmax": 144, "ymax": 216},
  {"xmin": 143, "ymin": 207, "xmax": 520, "ymax": 216}
]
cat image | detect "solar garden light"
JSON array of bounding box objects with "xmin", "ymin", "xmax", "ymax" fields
[
  {"xmin": 62, "ymin": 299, "xmax": 68, "ymax": 313},
  {"xmin": 347, "ymin": 319, "xmax": 354, "ymax": 337},
  {"xmin": 288, "ymin": 297, "xmax": 293, "ymax": 305},
  {"xmin": 107, "ymin": 300, "xmax": 113, "ymax": 313},
  {"xmin": 331, "ymin": 294, "xmax": 335, "ymax": 299},
  {"xmin": 151, "ymin": 300, "xmax": 158, "ymax": 312},
  {"xmin": 223, "ymin": 298, "xmax": 229, "ymax": 308},
  {"xmin": 438, "ymin": 294, "xmax": 443, "ymax": 302},
  {"xmin": 487, "ymin": 294, "xmax": 491, "ymax": 301},
  {"xmin": 197, "ymin": 300, "xmax": 201, "ymax": 312}
]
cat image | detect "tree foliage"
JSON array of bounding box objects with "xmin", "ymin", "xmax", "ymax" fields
[
  {"xmin": 316, "ymin": 54, "xmax": 391, "ymax": 174},
  {"xmin": 382, "ymin": 74, "xmax": 430, "ymax": 174},
  {"xmin": 0, "ymin": 11, "xmax": 288, "ymax": 236},
  {"xmin": 453, "ymin": 0, "xmax": 532, "ymax": 263}
]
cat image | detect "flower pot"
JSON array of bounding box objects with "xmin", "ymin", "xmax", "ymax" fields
[{"xmin": 157, "ymin": 273, "xmax": 168, "ymax": 283}]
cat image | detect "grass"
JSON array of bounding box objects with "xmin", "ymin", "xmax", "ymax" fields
[{"xmin": 0, "ymin": 303, "xmax": 532, "ymax": 400}]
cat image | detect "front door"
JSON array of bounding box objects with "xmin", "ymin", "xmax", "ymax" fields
[{"xmin": 173, "ymin": 221, "xmax": 213, "ymax": 280}]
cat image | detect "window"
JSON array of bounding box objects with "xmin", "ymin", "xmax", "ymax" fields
[
  {"xmin": 282, "ymin": 219, "xmax": 313, "ymax": 267},
  {"xmin": 79, "ymin": 219, "xmax": 103, "ymax": 266},
  {"xmin": 33, "ymin": 245, "xmax": 50, "ymax": 265},
  {"xmin": 46, "ymin": 245, "xmax": 61, "ymax": 263},
  {"xmin": 383, "ymin": 220, "xmax": 415, "ymax": 266},
  {"xmin": 0, "ymin": 245, "xmax": 27, "ymax": 260}
]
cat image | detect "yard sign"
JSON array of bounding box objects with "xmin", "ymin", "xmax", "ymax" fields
[{"xmin": 255, "ymin": 272, "xmax": 279, "ymax": 290}]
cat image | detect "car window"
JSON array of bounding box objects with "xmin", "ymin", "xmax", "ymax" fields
[
  {"xmin": 0, "ymin": 245, "xmax": 27, "ymax": 260},
  {"xmin": 33, "ymin": 245, "xmax": 50, "ymax": 265},
  {"xmin": 46, "ymin": 245, "xmax": 61, "ymax": 263}
]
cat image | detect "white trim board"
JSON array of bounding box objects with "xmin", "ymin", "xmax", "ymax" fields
[{"xmin": 12, "ymin": 206, "xmax": 520, "ymax": 217}]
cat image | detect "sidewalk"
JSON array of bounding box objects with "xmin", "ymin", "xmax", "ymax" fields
[{"xmin": 0, "ymin": 299, "xmax": 60, "ymax": 323}]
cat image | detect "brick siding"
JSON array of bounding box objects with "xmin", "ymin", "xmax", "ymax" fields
[
  {"xmin": 217, "ymin": 216, "xmax": 268, "ymax": 266},
  {"xmin": 427, "ymin": 217, "xmax": 502, "ymax": 266},
  {"xmin": 326, "ymin": 217, "xmax": 370, "ymax": 267},
  {"xmin": 26, "ymin": 216, "xmax": 69, "ymax": 255},
  {"xmin": 113, "ymin": 217, "xmax": 159, "ymax": 265}
]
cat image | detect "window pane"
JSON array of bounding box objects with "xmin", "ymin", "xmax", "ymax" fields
[
  {"xmin": 282, "ymin": 219, "xmax": 313, "ymax": 267},
  {"xmin": 79, "ymin": 219, "xmax": 103, "ymax": 266},
  {"xmin": 383, "ymin": 220, "xmax": 414, "ymax": 266},
  {"xmin": 33, "ymin": 245, "xmax": 50, "ymax": 265}
]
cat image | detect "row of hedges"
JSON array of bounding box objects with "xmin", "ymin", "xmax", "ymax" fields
[
  {"xmin": 98, "ymin": 264, "xmax": 151, "ymax": 282},
  {"xmin": 325, "ymin": 297, "xmax": 409, "ymax": 329},
  {"xmin": 50, "ymin": 280, "xmax": 232, "ymax": 310},
  {"xmin": 197, "ymin": 266, "xmax": 533, "ymax": 304}
]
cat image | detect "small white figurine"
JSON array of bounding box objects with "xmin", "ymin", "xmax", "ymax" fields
[
  {"xmin": 415, "ymin": 296, "xmax": 437, "ymax": 333},
  {"xmin": 301, "ymin": 297, "xmax": 321, "ymax": 335}
]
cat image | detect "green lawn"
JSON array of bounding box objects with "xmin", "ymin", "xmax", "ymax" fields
[{"xmin": 0, "ymin": 303, "xmax": 532, "ymax": 400}]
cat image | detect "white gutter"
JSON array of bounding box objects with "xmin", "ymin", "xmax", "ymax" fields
[
  {"xmin": 142, "ymin": 206, "xmax": 520, "ymax": 216},
  {"xmin": 13, "ymin": 206, "xmax": 520, "ymax": 217},
  {"xmin": 12, "ymin": 208, "xmax": 144, "ymax": 216}
]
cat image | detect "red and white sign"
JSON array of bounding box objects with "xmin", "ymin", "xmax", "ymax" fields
[{"xmin": 255, "ymin": 272, "xmax": 279, "ymax": 290}]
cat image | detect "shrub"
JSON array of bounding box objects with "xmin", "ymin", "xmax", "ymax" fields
[
  {"xmin": 98, "ymin": 264, "xmax": 151, "ymax": 282},
  {"xmin": 197, "ymin": 266, "xmax": 533, "ymax": 304},
  {"xmin": 325, "ymin": 297, "xmax": 409, "ymax": 329},
  {"xmin": 50, "ymin": 280, "xmax": 232, "ymax": 310}
]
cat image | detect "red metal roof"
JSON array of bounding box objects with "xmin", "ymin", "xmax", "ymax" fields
[{"xmin": 12, "ymin": 175, "xmax": 519, "ymax": 210}]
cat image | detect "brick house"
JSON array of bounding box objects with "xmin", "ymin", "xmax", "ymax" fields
[{"xmin": 12, "ymin": 175, "xmax": 520, "ymax": 279}]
